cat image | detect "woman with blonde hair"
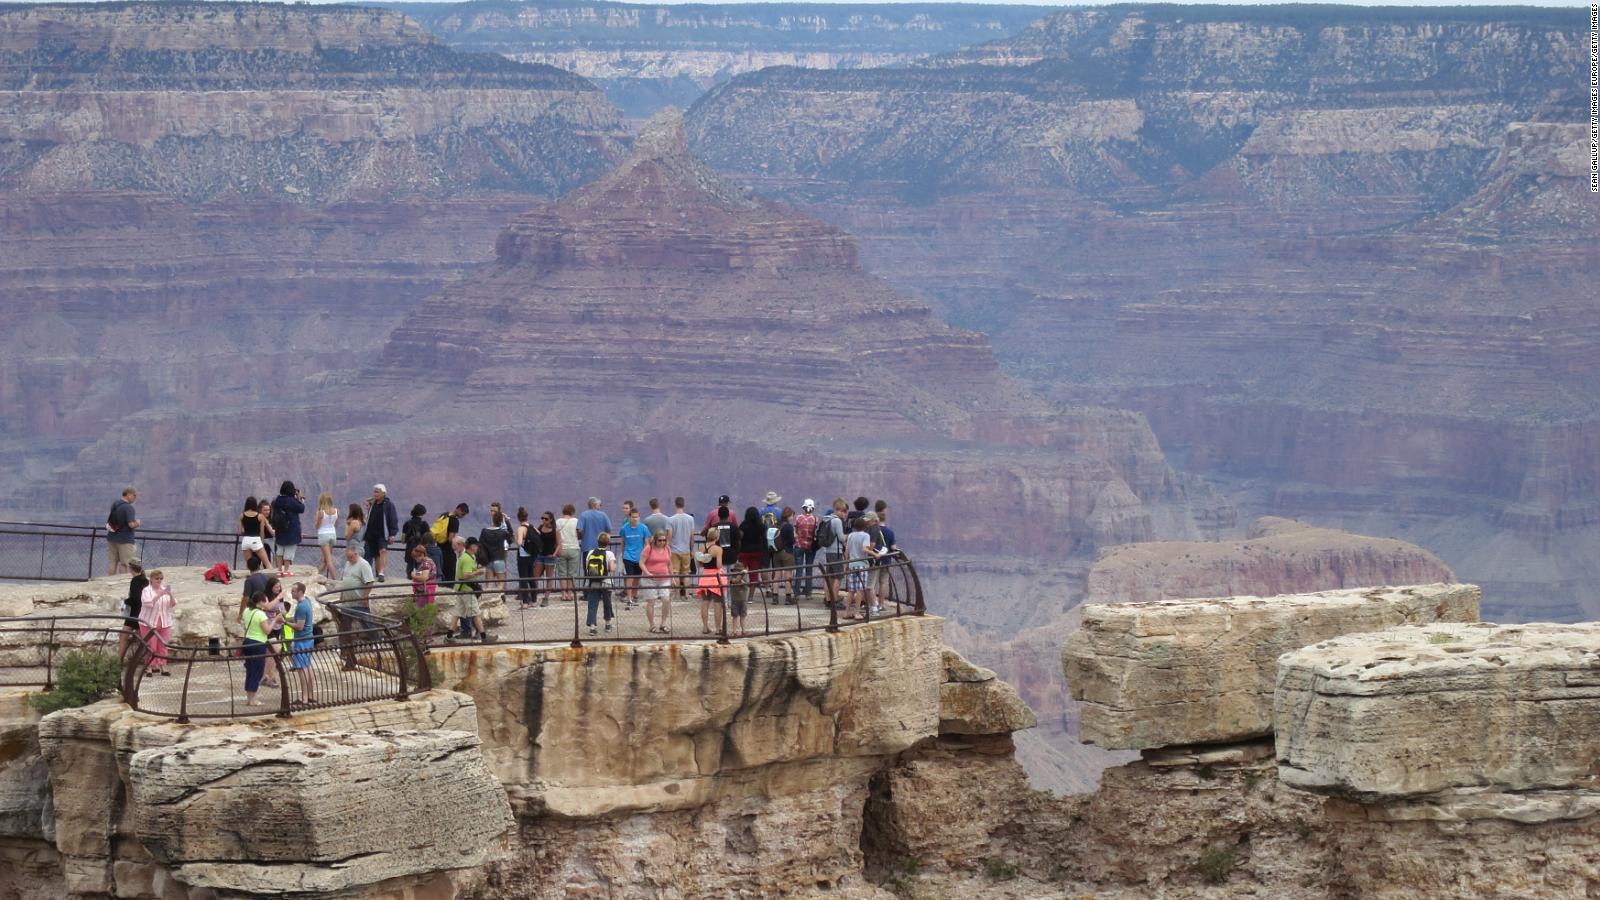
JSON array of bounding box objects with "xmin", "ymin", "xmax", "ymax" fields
[
  {"xmin": 314, "ymin": 492, "xmax": 338, "ymax": 578},
  {"xmin": 695, "ymin": 526, "xmax": 727, "ymax": 635},
  {"xmin": 137, "ymin": 569, "xmax": 176, "ymax": 676}
]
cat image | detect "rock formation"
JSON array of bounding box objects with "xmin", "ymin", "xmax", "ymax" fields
[
  {"xmin": 131, "ymin": 729, "xmax": 513, "ymax": 895},
  {"xmin": 398, "ymin": 0, "xmax": 1047, "ymax": 117},
  {"xmin": 0, "ymin": 1, "xmax": 628, "ymax": 516},
  {"xmin": 1277, "ymin": 622, "xmax": 1600, "ymax": 897},
  {"xmin": 0, "ymin": 3, "xmax": 625, "ymax": 203},
  {"xmin": 1085, "ymin": 516, "xmax": 1456, "ymax": 606},
  {"xmin": 1065, "ymin": 583, "xmax": 1480, "ymax": 749},
  {"xmin": 685, "ymin": 5, "xmax": 1600, "ymax": 623},
  {"xmin": 34, "ymin": 107, "xmax": 1225, "ymax": 564}
]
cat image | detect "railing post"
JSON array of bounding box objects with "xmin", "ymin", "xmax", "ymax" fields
[
  {"xmin": 176, "ymin": 654, "xmax": 194, "ymax": 724},
  {"xmin": 570, "ymin": 581, "xmax": 582, "ymax": 648},
  {"xmin": 44, "ymin": 620, "xmax": 56, "ymax": 690},
  {"xmin": 717, "ymin": 592, "xmax": 730, "ymax": 646},
  {"xmin": 826, "ymin": 582, "xmax": 840, "ymax": 634},
  {"xmin": 275, "ymin": 651, "xmax": 292, "ymax": 719},
  {"xmin": 393, "ymin": 626, "xmax": 411, "ymax": 701},
  {"xmin": 87, "ymin": 527, "xmax": 98, "ymax": 580}
]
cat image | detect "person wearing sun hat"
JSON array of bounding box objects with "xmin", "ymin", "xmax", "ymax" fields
[{"xmin": 793, "ymin": 499, "xmax": 820, "ymax": 600}]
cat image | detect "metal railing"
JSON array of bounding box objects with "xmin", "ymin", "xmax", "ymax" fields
[
  {"xmin": 330, "ymin": 552, "xmax": 925, "ymax": 648},
  {"xmin": 121, "ymin": 605, "xmax": 431, "ymax": 723},
  {"xmin": 0, "ymin": 614, "xmax": 131, "ymax": 689},
  {"xmin": 0, "ymin": 519, "xmax": 401, "ymax": 582}
]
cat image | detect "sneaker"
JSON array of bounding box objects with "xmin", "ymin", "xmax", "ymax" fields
[
  {"xmin": 376, "ymin": 574, "xmax": 386, "ymax": 583},
  {"xmin": 872, "ymin": 605, "xmax": 882, "ymax": 613},
  {"xmin": 540, "ymin": 599, "xmax": 549, "ymax": 608},
  {"xmin": 588, "ymin": 626, "xmax": 598, "ymax": 636},
  {"xmin": 604, "ymin": 622, "xmax": 613, "ymax": 633}
]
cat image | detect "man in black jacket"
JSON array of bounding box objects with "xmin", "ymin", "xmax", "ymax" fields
[{"xmin": 363, "ymin": 484, "xmax": 400, "ymax": 582}]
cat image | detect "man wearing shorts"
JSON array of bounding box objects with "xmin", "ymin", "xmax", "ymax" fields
[
  {"xmin": 667, "ymin": 497, "xmax": 696, "ymax": 601},
  {"xmin": 822, "ymin": 498, "xmax": 849, "ymax": 609},
  {"xmin": 105, "ymin": 487, "xmax": 140, "ymax": 575},
  {"xmin": 288, "ymin": 582, "xmax": 316, "ymax": 706}
]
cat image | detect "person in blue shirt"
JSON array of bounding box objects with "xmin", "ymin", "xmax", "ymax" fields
[
  {"xmin": 288, "ymin": 582, "xmax": 316, "ymax": 707},
  {"xmin": 616, "ymin": 507, "xmax": 650, "ymax": 608},
  {"xmin": 577, "ymin": 497, "xmax": 613, "ymax": 556}
]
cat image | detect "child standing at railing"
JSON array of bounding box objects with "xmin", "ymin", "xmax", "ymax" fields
[
  {"xmin": 138, "ymin": 569, "xmax": 175, "ymax": 676},
  {"xmin": 726, "ymin": 563, "xmax": 750, "ymax": 638}
]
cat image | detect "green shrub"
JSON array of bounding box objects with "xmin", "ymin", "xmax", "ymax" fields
[
  {"xmin": 1198, "ymin": 846, "xmax": 1236, "ymax": 885},
  {"xmin": 1426, "ymin": 632, "xmax": 1461, "ymax": 644},
  {"xmin": 982, "ymin": 858, "xmax": 1017, "ymax": 881},
  {"xmin": 30, "ymin": 649, "xmax": 122, "ymax": 713},
  {"xmin": 398, "ymin": 602, "xmax": 444, "ymax": 688}
]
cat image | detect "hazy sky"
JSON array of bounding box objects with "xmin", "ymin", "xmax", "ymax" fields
[{"xmin": 3, "ymin": 0, "xmax": 1589, "ymax": 6}]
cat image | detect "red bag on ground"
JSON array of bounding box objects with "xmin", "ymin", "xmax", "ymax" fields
[{"xmin": 202, "ymin": 562, "xmax": 232, "ymax": 585}]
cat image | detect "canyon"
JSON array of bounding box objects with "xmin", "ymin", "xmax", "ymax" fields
[
  {"xmin": 389, "ymin": 0, "xmax": 1047, "ymax": 118},
  {"xmin": 684, "ymin": 4, "xmax": 1600, "ymax": 624},
  {"xmin": 0, "ymin": 2, "xmax": 627, "ymax": 504}
]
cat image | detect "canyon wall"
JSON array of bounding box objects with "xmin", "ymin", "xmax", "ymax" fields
[
  {"xmin": 391, "ymin": 0, "xmax": 1047, "ymax": 117},
  {"xmin": 0, "ymin": 2, "xmax": 628, "ymax": 510},
  {"xmin": 685, "ymin": 4, "xmax": 1600, "ymax": 622}
]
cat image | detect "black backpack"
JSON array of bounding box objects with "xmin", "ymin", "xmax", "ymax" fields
[
  {"xmin": 813, "ymin": 515, "xmax": 839, "ymax": 550},
  {"xmin": 268, "ymin": 499, "xmax": 289, "ymax": 534},
  {"xmin": 521, "ymin": 524, "xmax": 541, "ymax": 556}
]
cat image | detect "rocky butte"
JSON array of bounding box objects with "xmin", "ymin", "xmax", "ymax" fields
[{"xmin": 686, "ymin": 4, "xmax": 1600, "ymax": 624}]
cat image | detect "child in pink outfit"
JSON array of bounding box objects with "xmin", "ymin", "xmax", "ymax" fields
[{"xmin": 138, "ymin": 569, "xmax": 176, "ymax": 674}]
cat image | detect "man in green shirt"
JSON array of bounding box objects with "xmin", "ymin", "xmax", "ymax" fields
[{"xmin": 452, "ymin": 536, "xmax": 487, "ymax": 642}]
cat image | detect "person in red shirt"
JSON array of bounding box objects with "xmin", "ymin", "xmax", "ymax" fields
[{"xmin": 792, "ymin": 499, "xmax": 820, "ymax": 600}]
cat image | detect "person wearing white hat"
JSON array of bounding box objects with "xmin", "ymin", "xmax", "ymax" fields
[
  {"xmin": 364, "ymin": 483, "xmax": 399, "ymax": 582},
  {"xmin": 793, "ymin": 499, "xmax": 820, "ymax": 600}
]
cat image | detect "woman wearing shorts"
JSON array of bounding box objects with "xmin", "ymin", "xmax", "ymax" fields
[
  {"xmin": 535, "ymin": 511, "xmax": 558, "ymax": 606},
  {"xmin": 641, "ymin": 531, "xmax": 673, "ymax": 633},
  {"xmin": 314, "ymin": 493, "xmax": 339, "ymax": 578},
  {"xmin": 237, "ymin": 497, "xmax": 272, "ymax": 569},
  {"xmin": 695, "ymin": 528, "xmax": 727, "ymax": 635}
]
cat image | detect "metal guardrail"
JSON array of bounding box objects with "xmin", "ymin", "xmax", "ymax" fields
[
  {"xmin": 326, "ymin": 553, "xmax": 925, "ymax": 648},
  {"xmin": 0, "ymin": 614, "xmax": 130, "ymax": 689},
  {"xmin": 0, "ymin": 519, "xmax": 399, "ymax": 582}
]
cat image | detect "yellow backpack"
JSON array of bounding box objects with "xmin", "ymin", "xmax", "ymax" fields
[{"xmin": 429, "ymin": 514, "xmax": 450, "ymax": 544}]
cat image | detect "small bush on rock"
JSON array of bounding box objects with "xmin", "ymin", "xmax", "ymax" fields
[
  {"xmin": 1198, "ymin": 846, "xmax": 1236, "ymax": 884},
  {"xmin": 30, "ymin": 649, "xmax": 121, "ymax": 713},
  {"xmin": 983, "ymin": 858, "xmax": 1018, "ymax": 881}
]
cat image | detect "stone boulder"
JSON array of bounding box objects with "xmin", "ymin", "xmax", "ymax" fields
[
  {"xmin": 1064, "ymin": 583, "xmax": 1479, "ymax": 749},
  {"xmin": 129, "ymin": 729, "xmax": 513, "ymax": 895},
  {"xmin": 1276, "ymin": 622, "xmax": 1600, "ymax": 799},
  {"xmin": 939, "ymin": 648, "xmax": 1037, "ymax": 736}
]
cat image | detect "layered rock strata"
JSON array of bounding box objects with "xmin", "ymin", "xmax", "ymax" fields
[
  {"xmin": 686, "ymin": 5, "xmax": 1600, "ymax": 623},
  {"xmin": 1085, "ymin": 516, "xmax": 1456, "ymax": 606},
  {"xmin": 1277, "ymin": 623, "xmax": 1600, "ymax": 799},
  {"xmin": 1276, "ymin": 622, "xmax": 1600, "ymax": 898},
  {"xmin": 29, "ymin": 691, "xmax": 485, "ymax": 897},
  {"xmin": 131, "ymin": 729, "xmax": 513, "ymax": 896},
  {"xmin": 1064, "ymin": 583, "xmax": 1480, "ymax": 749},
  {"xmin": 44, "ymin": 109, "xmax": 1227, "ymax": 562}
]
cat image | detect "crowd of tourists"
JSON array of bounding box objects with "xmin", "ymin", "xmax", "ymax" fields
[{"xmin": 107, "ymin": 483, "xmax": 905, "ymax": 686}]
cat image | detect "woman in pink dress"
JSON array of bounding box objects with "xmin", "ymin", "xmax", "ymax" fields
[{"xmin": 138, "ymin": 569, "xmax": 176, "ymax": 675}]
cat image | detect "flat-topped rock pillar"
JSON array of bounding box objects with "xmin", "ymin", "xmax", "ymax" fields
[
  {"xmin": 1276, "ymin": 622, "xmax": 1600, "ymax": 799},
  {"xmin": 1275, "ymin": 621, "xmax": 1600, "ymax": 897},
  {"xmin": 1063, "ymin": 583, "xmax": 1479, "ymax": 749}
]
